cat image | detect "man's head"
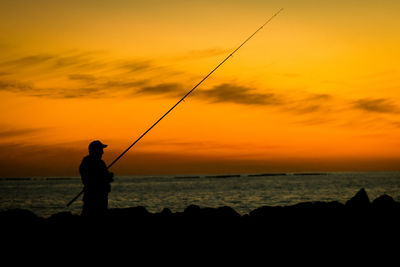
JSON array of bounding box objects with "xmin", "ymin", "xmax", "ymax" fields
[{"xmin": 88, "ymin": 140, "xmax": 107, "ymax": 158}]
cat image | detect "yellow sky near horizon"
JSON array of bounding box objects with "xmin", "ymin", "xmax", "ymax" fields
[{"xmin": 0, "ymin": 0, "xmax": 399, "ymax": 176}]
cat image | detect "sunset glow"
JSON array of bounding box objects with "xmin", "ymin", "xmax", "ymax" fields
[{"xmin": 1, "ymin": 0, "xmax": 399, "ymax": 176}]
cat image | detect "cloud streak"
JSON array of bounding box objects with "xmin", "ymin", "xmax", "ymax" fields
[
  {"xmin": 3, "ymin": 51, "xmax": 398, "ymax": 125},
  {"xmin": 353, "ymin": 98, "xmax": 399, "ymax": 113},
  {"xmin": 68, "ymin": 74, "xmax": 97, "ymax": 82},
  {"xmin": 0, "ymin": 80, "xmax": 33, "ymax": 92},
  {"xmin": 197, "ymin": 83, "xmax": 281, "ymax": 106},
  {"xmin": 0, "ymin": 51, "xmax": 183, "ymax": 99},
  {"xmin": 132, "ymin": 82, "xmax": 282, "ymax": 106},
  {"xmin": 0, "ymin": 78, "xmax": 105, "ymax": 98},
  {"xmin": 0, "ymin": 51, "xmax": 284, "ymax": 106},
  {"xmin": 285, "ymin": 93, "xmax": 334, "ymax": 115},
  {"xmin": 0, "ymin": 75, "xmax": 338, "ymax": 117},
  {"xmin": 0, "ymin": 51, "xmax": 159, "ymax": 75},
  {"xmin": 119, "ymin": 60, "xmax": 153, "ymax": 73},
  {"xmin": 0, "ymin": 127, "xmax": 45, "ymax": 139},
  {"xmin": 0, "ymin": 54, "xmax": 56, "ymax": 67},
  {"xmin": 136, "ymin": 83, "xmax": 185, "ymax": 97}
]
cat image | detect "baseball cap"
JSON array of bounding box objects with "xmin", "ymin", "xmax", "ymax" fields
[{"xmin": 88, "ymin": 140, "xmax": 108, "ymax": 151}]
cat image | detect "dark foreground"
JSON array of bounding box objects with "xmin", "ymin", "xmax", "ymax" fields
[{"xmin": 1, "ymin": 188, "xmax": 399, "ymax": 260}]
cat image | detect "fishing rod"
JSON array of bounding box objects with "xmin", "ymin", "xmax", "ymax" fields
[{"xmin": 67, "ymin": 8, "xmax": 284, "ymax": 207}]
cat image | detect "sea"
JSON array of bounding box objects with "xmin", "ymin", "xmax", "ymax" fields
[{"xmin": 1, "ymin": 171, "xmax": 399, "ymax": 218}]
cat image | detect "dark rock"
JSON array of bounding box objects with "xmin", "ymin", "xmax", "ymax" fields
[
  {"xmin": 345, "ymin": 188, "xmax": 370, "ymax": 209},
  {"xmin": 48, "ymin": 211, "xmax": 74, "ymax": 219},
  {"xmin": 215, "ymin": 206, "xmax": 241, "ymax": 218},
  {"xmin": 290, "ymin": 201, "xmax": 345, "ymax": 217},
  {"xmin": 47, "ymin": 211, "xmax": 80, "ymax": 224},
  {"xmin": 250, "ymin": 201, "xmax": 345, "ymax": 219},
  {"xmin": 290, "ymin": 201, "xmax": 315, "ymax": 209},
  {"xmin": 106, "ymin": 206, "xmax": 150, "ymax": 218},
  {"xmin": 195, "ymin": 206, "xmax": 241, "ymax": 219},
  {"xmin": 372, "ymin": 194, "xmax": 400, "ymax": 210},
  {"xmin": 1, "ymin": 188, "xmax": 399, "ymax": 241},
  {"xmin": 184, "ymin": 204, "xmax": 201, "ymax": 215},
  {"xmin": 0, "ymin": 208, "xmax": 44, "ymax": 225},
  {"xmin": 249, "ymin": 205, "xmax": 277, "ymax": 218},
  {"xmin": 179, "ymin": 205, "xmax": 242, "ymax": 232},
  {"xmin": 160, "ymin": 207, "xmax": 172, "ymax": 216},
  {"xmin": 182, "ymin": 205, "xmax": 241, "ymax": 225},
  {"xmin": 313, "ymin": 201, "xmax": 345, "ymax": 209}
]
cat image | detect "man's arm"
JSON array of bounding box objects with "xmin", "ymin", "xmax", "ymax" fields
[{"xmin": 100, "ymin": 160, "xmax": 114, "ymax": 183}]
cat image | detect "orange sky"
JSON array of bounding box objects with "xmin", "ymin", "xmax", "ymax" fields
[{"xmin": 1, "ymin": 0, "xmax": 399, "ymax": 176}]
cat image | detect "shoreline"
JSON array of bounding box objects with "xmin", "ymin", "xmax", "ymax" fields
[
  {"xmin": 2, "ymin": 188, "xmax": 400, "ymax": 229},
  {"xmin": 2, "ymin": 187, "xmax": 400, "ymax": 256}
]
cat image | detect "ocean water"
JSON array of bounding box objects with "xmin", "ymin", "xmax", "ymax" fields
[{"xmin": 1, "ymin": 172, "xmax": 399, "ymax": 218}]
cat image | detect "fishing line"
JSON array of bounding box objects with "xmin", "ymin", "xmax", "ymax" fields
[{"xmin": 67, "ymin": 8, "xmax": 284, "ymax": 207}]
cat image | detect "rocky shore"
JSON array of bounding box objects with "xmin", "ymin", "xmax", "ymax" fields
[{"xmin": 0, "ymin": 189, "xmax": 400, "ymax": 248}]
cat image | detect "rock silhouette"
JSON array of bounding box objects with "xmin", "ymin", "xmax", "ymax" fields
[
  {"xmin": 372, "ymin": 194, "xmax": 400, "ymax": 209},
  {"xmin": 2, "ymin": 188, "xmax": 399, "ymax": 227},
  {"xmin": 1, "ymin": 188, "xmax": 399, "ymax": 249},
  {"xmin": 345, "ymin": 187, "xmax": 370, "ymax": 208}
]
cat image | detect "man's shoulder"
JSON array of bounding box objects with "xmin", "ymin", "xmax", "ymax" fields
[
  {"xmin": 81, "ymin": 155, "xmax": 91, "ymax": 163},
  {"xmin": 81, "ymin": 155, "xmax": 106, "ymax": 166}
]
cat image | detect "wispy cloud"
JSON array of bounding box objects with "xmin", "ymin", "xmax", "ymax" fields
[
  {"xmin": 6, "ymin": 51, "xmax": 398, "ymax": 125},
  {"xmin": 0, "ymin": 51, "xmax": 181, "ymax": 98},
  {"xmin": 133, "ymin": 82, "xmax": 282, "ymax": 106},
  {"xmin": 0, "ymin": 80, "xmax": 33, "ymax": 92},
  {"xmin": 0, "ymin": 76, "xmax": 150, "ymax": 99},
  {"xmin": 0, "ymin": 127, "xmax": 46, "ymax": 139},
  {"xmin": 306, "ymin": 94, "xmax": 332, "ymax": 101},
  {"xmin": 285, "ymin": 93, "xmax": 333, "ymax": 115},
  {"xmin": 136, "ymin": 83, "xmax": 185, "ymax": 97},
  {"xmin": 119, "ymin": 60, "xmax": 153, "ymax": 73},
  {"xmin": 293, "ymin": 117, "xmax": 335, "ymax": 126},
  {"xmin": 197, "ymin": 83, "xmax": 281, "ymax": 106},
  {"xmin": 353, "ymin": 98, "xmax": 399, "ymax": 113},
  {"xmin": 290, "ymin": 104, "xmax": 322, "ymax": 114},
  {"xmin": 0, "ymin": 51, "xmax": 282, "ymax": 105},
  {"xmin": 68, "ymin": 74, "xmax": 97, "ymax": 82},
  {"xmin": 0, "ymin": 78, "xmax": 109, "ymax": 98},
  {"xmin": 0, "ymin": 54, "xmax": 56, "ymax": 67},
  {"xmin": 0, "ymin": 51, "xmax": 138, "ymax": 73},
  {"xmin": 141, "ymin": 138, "xmax": 281, "ymax": 152},
  {"xmin": 102, "ymin": 79, "xmax": 148, "ymax": 89}
]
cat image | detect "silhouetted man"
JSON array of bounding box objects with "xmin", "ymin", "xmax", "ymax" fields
[{"xmin": 80, "ymin": 140, "xmax": 114, "ymax": 216}]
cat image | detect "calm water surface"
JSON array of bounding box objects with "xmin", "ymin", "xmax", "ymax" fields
[{"xmin": 1, "ymin": 172, "xmax": 399, "ymax": 218}]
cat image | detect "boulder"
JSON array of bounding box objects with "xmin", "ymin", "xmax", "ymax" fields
[
  {"xmin": 215, "ymin": 206, "xmax": 241, "ymax": 218},
  {"xmin": 0, "ymin": 208, "xmax": 44, "ymax": 225},
  {"xmin": 106, "ymin": 206, "xmax": 151, "ymax": 219},
  {"xmin": 372, "ymin": 194, "xmax": 400, "ymax": 210},
  {"xmin": 249, "ymin": 205, "xmax": 277, "ymax": 218},
  {"xmin": 345, "ymin": 188, "xmax": 370, "ymax": 209},
  {"xmin": 160, "ymin": 207, "xmax": 172, "ymax": 216},
  {"xmin": 183, "ymin": 205, "xmax": 240, "ymax": 219},
  {"xmin": 184, "ymin": 204, "xmax": 201, "ymax": 215},
  {"xmin": 47, "ymin": 211, "xmax": 80, "ymax": 223}
]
